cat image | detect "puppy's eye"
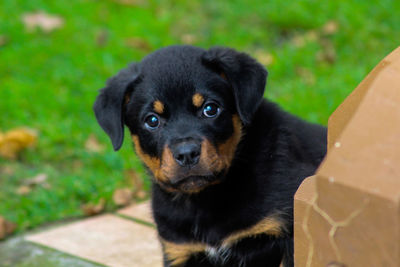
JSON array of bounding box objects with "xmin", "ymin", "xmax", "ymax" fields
[
  {"xmin": 144, "ymin": 114, "xmax": 160, "ymax": 129},
  {"xmin": 203, "ymin": 103, "xmax": 220, "ymax": 118}
]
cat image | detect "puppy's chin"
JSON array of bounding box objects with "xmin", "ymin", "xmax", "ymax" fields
[{"xmin": 161, "ymin": 174, "xmax": 223, "ymax": 194}]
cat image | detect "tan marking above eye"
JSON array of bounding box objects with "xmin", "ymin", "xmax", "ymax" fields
[
  {"xmin": 192, "ymin": 93, "xmax": 205, "ymax": 108},
  {"xmin": 153, "ymin": 100, "xmax": 164, "ymax": 114}
]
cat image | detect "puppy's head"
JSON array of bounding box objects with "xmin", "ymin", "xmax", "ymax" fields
[{"xmin": 94, "ymin": 46, "xmax": 267, "ymax": 193}]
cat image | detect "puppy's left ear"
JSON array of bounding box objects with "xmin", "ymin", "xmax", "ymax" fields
[
  {"xmin": 202, "ymin": 47, "xmax": 268, "ymax": 125},
  {"xmin": 93, "ymin": 63, "xmax": 140, "ymax": 151}
]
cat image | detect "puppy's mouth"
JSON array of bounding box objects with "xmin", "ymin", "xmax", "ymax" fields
[{"xmin": 164, "ymin": 173, "xmax": 223, "ymax": 193}]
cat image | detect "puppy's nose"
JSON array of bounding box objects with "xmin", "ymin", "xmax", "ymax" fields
[{"xmin": 172, "ymin": 141, "xmax": 201, "ymax": 167}]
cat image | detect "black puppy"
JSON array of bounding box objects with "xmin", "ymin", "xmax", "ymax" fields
[{"xmin": 94, "ymin": 45, "xmax": 327, "ymax": 267}]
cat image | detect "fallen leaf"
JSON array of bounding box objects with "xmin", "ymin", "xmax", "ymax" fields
[
  {"xmin": 81, "ymin": 198, "xmax": 105, "ymax": 216},
  {"xmin": 84, "ymin": 134, "xmax": 104, "ymax": 153},
  {"xmin": 22, "ymin": 11, "xmax": 64, "ymax": 33},
  {"xmin": 180, "ymin": 34, "xmax": 197, "ymax": 45},
  {"xmin": 0, "ymin": 35, "xmax": 8, "ymax": 47},
  {"xmin": 113, "ymin": 188, "xmax": 133, "ymax": 206},
  {"xmin": 17, "ymin": 185, "xmax": 31, "ymax": 195},
  {"xmin": 125, "ymin": 169, "xmax": 140, "ymax": 185},
  {"xmin": 24, "ymin": 173, "xmax": 48, "ymax": 186},
  {"xmin": 114, "ymin": 0, "xmax": 147, "ymax": 6},
  {"xmin": 72, "ymin": 160, "xmax": 83, "ymax": 170},
  {"xmin": 322, "ymin": 20, "xmax": 339, "ymax": 35},
  {"xmin": 296, "ymin": 67, "xmax": 316, "ymax": 85},
  {"xmin": 16, "ymin": 173, "xmax": 49, "ymax": 195},
  {"xmin": 96, "ymin": 30, "xmax": 108, "ymax": 47},
  {"xmin": 125, "ymin": 37, "xmax": 152, "ymax": 52},
  {"xmin": 0, "ymin": 216, "xmax": 16, "ymax": 239},
  {"xmin": 136, "ymin": 190, "xmax": 147, "ymax": 199},
  {"xmin": 0, "ymin": 128, "xmax": 37, "ymax": 160},
  {"xmin": 125, "ymin": 169, "xmax": 147, "ymax": 199},
  {"xmin": 0, "ymin": 166, "xmax": 15, "ymax": 176},
  {"xmin": 253, "ymin": 50, "xmax": 274, "ymax": 66},
  {"xmin": 290, "ymin": 30, "xmax": 318, "ymax": 48},
  {"xmin": 316, "ymin": 39, "xmax": 336, "ymax": 64}
]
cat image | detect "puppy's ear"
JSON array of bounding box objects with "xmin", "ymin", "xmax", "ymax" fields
[
  {"xmin": 93, "ymin": 63, "xmax": 140, "ymax": 151},
  {"xmin": 202, "ymin": 47, "xmax": 268, "ymax": 124}
]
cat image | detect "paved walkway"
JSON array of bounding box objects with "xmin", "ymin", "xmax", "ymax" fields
[{"xmin": 2, "ymin": 202, "xmax": 163, "ymax": 267}]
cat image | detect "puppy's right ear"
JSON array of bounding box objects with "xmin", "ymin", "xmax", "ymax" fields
[
  {"xmin": 202, "ymin": 47, "xmax": 267, "ymax": 125},
  {"xmin": 93, "ymin": 63, "xmax": 140, "ymax": 151}
]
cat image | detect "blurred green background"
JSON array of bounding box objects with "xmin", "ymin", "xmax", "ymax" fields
[{"xmin": 0, "ymin": 0, "xmax": 399, "ymax": 234}]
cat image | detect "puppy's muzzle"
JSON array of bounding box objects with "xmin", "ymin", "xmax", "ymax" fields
[{"xmin": 171, "ymin": 140, "xmax": 201, "ymax": 167}]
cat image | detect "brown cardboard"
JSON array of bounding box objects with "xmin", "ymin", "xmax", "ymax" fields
[
  {"xmin": 294, "ymin": 176, "xmax": 324, "ymax": 267},
  {"xmin": 294, "ymin": 47, "xmax": 400, "ymax": 267},
  {"xmin": 327, "ymin": 48, "xmax": 400, "ymax": 150}
]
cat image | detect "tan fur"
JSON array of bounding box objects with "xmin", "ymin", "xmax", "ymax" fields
[
  {"xmin": 217, "ymin": 115, "xmax": 243, "ymax": 168},
  {"xmin": 162, "ymin": 215, "xmax": 285, "ymax": 266},
  {"xmin": 199, "ymin": 139, "xmax": 225, "ymax": 173},
  {"xmin": 162, "ymin": 239, "xmax": 206, "ymax": 266},
  {"xmin": 124, "ymin": 95, "xmax": 131, "ymax": 105},
  {"xmin": 133, "ymin": 115, "xmax": 242, "ymax": 191},
  {"xmin": 153, "ymin": 100, "xmax": 165, "ymax": 114},
  {"xmin": 222, "ymin": 216, "xmax": 286, "ymax": 247},
  {"xmin": 220, "ymin": 72, "xmax": 227, "ymax": 81},
  {"xmin": 161, "ymin": 146, "xmax": 177, "ymax": 179},
  {"xmin": 197, "ymin": 115, "xmax": 242, "ymax": 173},
  {"xmin": 192, "ymin": 93, "xmax": 204, "ymax": 108},
  {"xmin": 132, "ymin": 135, "xmax": 167, "ymax": 182}
]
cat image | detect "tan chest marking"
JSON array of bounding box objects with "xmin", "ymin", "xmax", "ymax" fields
[
  {"xmin": 162, "ymin": 215, "xmax": 285, "ymax": 266},
  {"xmin": 222, "ymin": 215, "xmax": 286, "ymax": 247},
  {"xmin": 162, "ymin": 239, "xmax": 207, "ymax": 266}
]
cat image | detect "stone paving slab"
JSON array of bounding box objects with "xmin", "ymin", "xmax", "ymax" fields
[
  {"xmin": 118, "ymin": 201, "xmax": 154, "ymax": 225},
  {"xmin": 0, "ymin": 236, "xmax": 103, "ymax": 267},
  {"xmin": 26, "ymin": 214, "xmax": 162, "ymax": 267}
]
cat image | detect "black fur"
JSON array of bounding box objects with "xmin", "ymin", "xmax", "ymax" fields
[{"xmin": 94, "ymin": 45, "xmax": 327, "ymax": 267}]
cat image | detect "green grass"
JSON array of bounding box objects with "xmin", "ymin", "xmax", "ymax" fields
[{"xmin": 0, "ymin": 0, "xmax": 399, "ymax": 233}]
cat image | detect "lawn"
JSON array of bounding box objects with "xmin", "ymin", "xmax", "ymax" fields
[{"xmin": 0, "ymin": 0, "xmax": 399, "ymax": 233}]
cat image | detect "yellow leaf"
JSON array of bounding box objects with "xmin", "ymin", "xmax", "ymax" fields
[{"xmin": 0, "ymin": 128, "xmax": 37, "ymax": 160}]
